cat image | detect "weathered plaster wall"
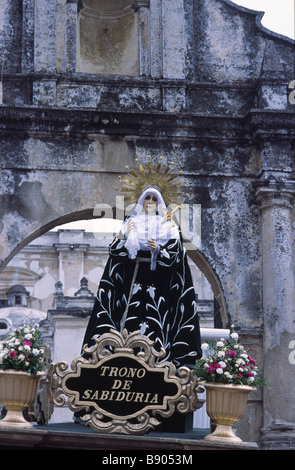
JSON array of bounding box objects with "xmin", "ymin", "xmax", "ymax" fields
[{"xmin": 0, "ymin": 0, "xmax": 294, "ymax": 447}]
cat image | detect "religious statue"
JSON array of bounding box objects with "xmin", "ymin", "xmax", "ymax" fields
[{"xmin": 81, "ymin": 158, "xmax": 202, "ymax": 367}]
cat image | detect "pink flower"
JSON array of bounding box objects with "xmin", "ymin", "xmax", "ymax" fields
[
  {"xmin": 208, "ymin": 362, "xmax": 222, "ymax": 373},
  {"xmin": 9, "ymin": 350, "xmax": 16, "ymax": 358},
  {"xmin": 228, "ymin": 350, "xmax": 236, "ymax": 357},
  {"xmin": 238, "ymin": 373, "xmax": 243, "ymax": 378},
  {"xmin": 23, "ymin": 340, "xmax": 32, "ymax": 347}
]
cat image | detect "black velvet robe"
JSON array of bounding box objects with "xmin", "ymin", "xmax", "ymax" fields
[{"xmin": 82, "ymin": 235, "xmax": 202, "ymax": 367}]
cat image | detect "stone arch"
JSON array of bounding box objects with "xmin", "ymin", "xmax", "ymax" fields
[
  {"xmin": 0, "ymin": 208, "xmax": 102, "ymax": 274},
  {"xmin": 185, "ymin": 240, "xmax": 229, "ymax": 329}
]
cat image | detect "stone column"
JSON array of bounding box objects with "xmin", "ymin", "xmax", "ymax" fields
[
  {"xmin": 137, "ymin": 1, "xmax": 150, "ymax": 76},
  {"xmin": 150, "ymin": 0, "xmax": 163, "ymax": 78},
  {"xmin": 22, "ymin": 0, "xmax": 35, "ymax": 73},
  {"xmin": 54, "ymin": 243, "xmax": 89, "ymax": 297},
  {"xmin": 0, "ymin": 0, "xmax": 22, "ymax": 73},
  {"xmin": 33, "ymin": 0, "xmax": 57, "ymax": 106},
  {"xmin": 57, "ymin": 0, "xmax": 79, "ymax": 73},
  {"xmin": 255, "ymin": 180, "xmax": 295, "ymax": 449},
  {"xmin": 161, "ymin": 0, "xmax": 186, "ymax": 79},
  {"xmin": 34, "ymin": 0, "xmax": 57, "ymax": 73}
]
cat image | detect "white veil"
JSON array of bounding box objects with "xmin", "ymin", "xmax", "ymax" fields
[{"xmin": 122, "ymin": 186, "xmax": 179, "ymax": 269}]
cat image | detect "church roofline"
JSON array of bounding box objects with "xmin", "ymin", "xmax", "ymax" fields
[{"xmin": 222, "ymin": 0, "xmax": 295, "ymax": 45}]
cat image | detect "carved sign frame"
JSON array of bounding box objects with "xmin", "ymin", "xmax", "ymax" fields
[{"xmin": 49, "ymin": 329, "xmax": 200, "ymax": 435}]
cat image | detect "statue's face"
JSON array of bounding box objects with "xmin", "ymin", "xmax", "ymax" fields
[{"xmin": 143, "ymin": 194, "xmax": 158, "ymax": 213}]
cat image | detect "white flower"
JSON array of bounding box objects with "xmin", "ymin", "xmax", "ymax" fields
[
  {"xmin": 32, "ymin": 348, "xmax": 40, "ymax": 356},
  {"xmin": 241, "ymin": 353, "xmax": 248, "ymax": 359},
  {"xmin": 230, "ymin": 332, "xmax": 239, "ymax": 339},
  {"xmin": 217, "ymin": 350, "xmax": 225, "ymax": 357},
  {"xmin": 219, "ymin": 361, "xmax": 227, "ymax": 368},
  {"xmin": 201, "ymin": 343, "xmax": 209, "ymax": 350},
  {"xmin": 24, "ymin": 345, "xmax": 31, "ymax": 351},
  {"xmin": 216, "ymin": 341, "xmax": 224, "ymax": 347},
  {"xmin": 18, "ymin": 354, "xmax": 25, "ymax": 362},
  {"xmin": 236, "ymin": 358, "xmax": 245, "ymax": 365},
  {"xmin": 216, "ymin": 368, "xmax": 223, "ymax": 374},
  {"xmin": 24, "ymin": 333, "xmax": 32, "ymax": 340},
  {"xmin": 224, "ymin": 372, "xmax": 233, "ymax": 379}
]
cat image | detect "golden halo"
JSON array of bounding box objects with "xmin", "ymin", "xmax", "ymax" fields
[{"xmin": 119, "ymin": 156, "xmax": 183, "ymax": 206}]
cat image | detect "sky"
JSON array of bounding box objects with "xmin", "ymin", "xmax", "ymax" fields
[{"xmin": 232, "ymin": 0, "xmax": 295, "ymax": 39}]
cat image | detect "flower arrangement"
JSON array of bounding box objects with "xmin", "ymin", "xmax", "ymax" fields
[
  {"xmin": 0, "ymin": 324, "xmax": 44, "ymax": 376},
  {"xmin": 195, "ymin": 325, "xmax": 267, "ymax": 387}
]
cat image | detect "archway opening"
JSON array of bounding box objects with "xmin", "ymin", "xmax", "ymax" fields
[
  {"xmin": 0, "ymin": 211, "xmax": 228, "ymax": 333},
  {"xmin": 185, "ymin": 242, "xmax": 229, "ymax": 329}
]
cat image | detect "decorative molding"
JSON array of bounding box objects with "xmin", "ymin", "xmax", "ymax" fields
[
  {"xmin": 254, "ymin": 180, "xmax": 295, "ymax": 210},
  {"xmin": 49, "ymin": 329, "xmax": 200, "ymax": 435},
  {"xmin": 80, "ymin": 1, "xmax": 149, "ymax": 20}
]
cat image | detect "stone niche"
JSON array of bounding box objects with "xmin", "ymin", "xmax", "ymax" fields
[{"xmin": 77, "ymin": 0, "xmax": 140, "ymax": 76}]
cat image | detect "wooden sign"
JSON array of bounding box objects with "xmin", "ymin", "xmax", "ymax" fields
[{"xmin": 50, "ymin": 329, "xmax": 199, "ymax": 435}]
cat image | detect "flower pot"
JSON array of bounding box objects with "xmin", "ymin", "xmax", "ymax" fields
[
  {"xmin": 203, "ymin": 382, "xmax": 254, "ymax": 443},
  {"xmin": 0, "ymin": 369, "xmax": 44, "ymax": 428}
]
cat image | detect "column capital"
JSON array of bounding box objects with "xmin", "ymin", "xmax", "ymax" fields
[{"xmin": 254, "ymin": 179, "xmax": 295, "ymax": 210}]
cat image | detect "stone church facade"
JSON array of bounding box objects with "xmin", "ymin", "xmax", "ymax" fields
[{"xmin": 0, "ymin": 0, "xmax": 294, "ymax": 448}]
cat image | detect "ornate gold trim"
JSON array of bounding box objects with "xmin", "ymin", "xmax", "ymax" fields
[
  {"xmin": 119, "ymin": 157, "xmax": 183, "ymax": 207},
  {"xmin": 49, "ymin": 329, "xmax": 200, "ymax": 435}
]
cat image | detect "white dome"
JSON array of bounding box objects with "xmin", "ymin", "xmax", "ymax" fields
[{"xmin": 0, "ymin": 306, "xmax": 47, "ymax": 337}]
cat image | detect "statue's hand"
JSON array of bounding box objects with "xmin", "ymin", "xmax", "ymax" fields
[
  {"xmin": 147, "ymin": 238, "xmax": 157, "ymax": 252},
  {"xmin": 126, "ymin": 219, "xmax": 135, "ymax": 235}
]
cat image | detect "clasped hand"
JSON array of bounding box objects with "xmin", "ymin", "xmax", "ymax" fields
[{"xmin": 127, "ymin": 219, "xmax": 157, "ymax": 252}]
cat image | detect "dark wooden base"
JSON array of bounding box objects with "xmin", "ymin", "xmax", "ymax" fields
[{"xmin": 0, "ymin": 422, "xmax": 259, "ymax": 451}]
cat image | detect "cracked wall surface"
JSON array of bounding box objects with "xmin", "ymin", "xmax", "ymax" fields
[{"xmin": 0, "ymin": 0, "xmax": 294, "ymax": 447}]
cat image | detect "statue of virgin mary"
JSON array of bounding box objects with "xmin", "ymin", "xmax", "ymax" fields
[{"xmin": 81, "ymin": 162, "xmax": 202, "ymax": 367}]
